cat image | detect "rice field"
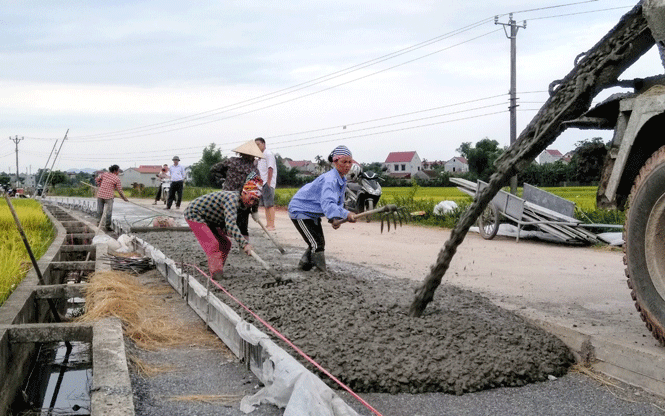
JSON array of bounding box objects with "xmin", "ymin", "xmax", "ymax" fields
[
  {"xmin": 277, "ymin": 186, "xmax": 599, "ymax": 209},
  {"xmin": 0, "ymin": 198, "xmax": 55, "ymax": 305}
]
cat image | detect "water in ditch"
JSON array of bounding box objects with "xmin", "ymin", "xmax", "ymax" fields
[{"xmin": 11, "ymin": 341, "xmax": 92, "ymax": 416}]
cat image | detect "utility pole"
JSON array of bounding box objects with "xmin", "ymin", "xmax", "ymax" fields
[
  {"xmin": 42, "ymin": 130, "xmax": 68, "ymax": 198},
  {"xmin": 9, "ymin": 135, "xmax": 24, "ymax": 188},
  {"xmin": 495, "ymin": 13, "xmax": 526, "ymax": 195}
]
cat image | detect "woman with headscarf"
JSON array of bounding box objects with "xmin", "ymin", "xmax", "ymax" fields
[
  {"xmin": 184, "ymin": 172, "xmax": 263, "ymax": 280},
  {"xmin": 288, "ymin": 145, "xmax": 357, "ymax": 272}
]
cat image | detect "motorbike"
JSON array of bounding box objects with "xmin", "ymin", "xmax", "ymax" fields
[
  {"xmin": 344, "ymin": 164, "xmax": 382, "ymax": 217},
  {"xmin": 160, "ymin": 179, "xmax": 171, "ymax": 204}
]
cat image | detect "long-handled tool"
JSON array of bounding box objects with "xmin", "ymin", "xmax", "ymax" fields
[
  {"xmin": 332, "ymin": 204, "xmax": 409, "ymax": 233},
  {"xmin": 4, "ymin": 193, "xmax": 63, "ymax": 323},
  {"xmin": 251, "ymin": 212, "xmax": 285, "ymax": 254},
  {"xmin": 250, "ymin": 249, "xmax": 292, "ymax": 288}
]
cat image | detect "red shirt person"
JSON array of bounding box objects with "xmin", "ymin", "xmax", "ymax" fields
[{"xmin": 95, "ymin": 164, "xmax": 128, "ymax": 231}]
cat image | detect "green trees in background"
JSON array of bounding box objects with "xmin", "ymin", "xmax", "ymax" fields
[
  {"xmin": 457, "ymin": 138, "xmax": 503, "ymax": 182},
  {"xmin": 190, "ymin": 143, "xmax": 225, "ymax": 187}
]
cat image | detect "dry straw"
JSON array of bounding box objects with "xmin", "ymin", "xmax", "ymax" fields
[{"xmin": 78, "ymin": 270, "xmax": 219, "ymax": 350}]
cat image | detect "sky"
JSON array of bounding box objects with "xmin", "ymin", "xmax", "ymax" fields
[{"xmin": 1, "ymin": 0, "xmax": 662, "ymax": 174}]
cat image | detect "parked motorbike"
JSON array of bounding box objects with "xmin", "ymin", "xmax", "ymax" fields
[
  {"xmin": 344, "ymin": 164, "xmax": 382, "ymax": 217},
  {"xmin": 160, "ymin": 179, "xmax": 171, "ymax": 204}
]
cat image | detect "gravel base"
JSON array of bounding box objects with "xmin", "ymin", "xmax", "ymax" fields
[{"xmin": 135, "ymin": 229, "xmax": 574, "ymax": 396}]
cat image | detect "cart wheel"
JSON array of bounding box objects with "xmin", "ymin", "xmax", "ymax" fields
[{"xmin": 478, "ymin": 203, "xmax": 499, "ymax": 240}]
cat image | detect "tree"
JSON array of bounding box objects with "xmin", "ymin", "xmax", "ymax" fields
[
  {"xmin": 569, "ymin": 137, "xmax": 608, "ymax": 185},
  {"xmin": 49, "ymin": 170, "xmax": 69, "ymax": 186},
  {"xmin": 457, "ymin": 138, "xmax": 503, "ymax": 182},
  {"xmin": 191, "ymin": 143, "xmax": 224, "ymax": 187},
  {"xmin": 276, "ymin": 154, "xmax": 304, "ymax": 187},
  {"xmin": 314, "ymin": 155, "xmax": 329, "ymax": 174}
]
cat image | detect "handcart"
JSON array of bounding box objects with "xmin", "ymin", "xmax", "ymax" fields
[{"xmin": 450, "ymin": 178, "xmax": 621, "ymax": 244}]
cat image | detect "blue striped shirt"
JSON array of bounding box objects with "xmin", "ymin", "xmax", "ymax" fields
[{"xmin": 288, "ymin": 168, "xmax": 349, "ymax": 220}]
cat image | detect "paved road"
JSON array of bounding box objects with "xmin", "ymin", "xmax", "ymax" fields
[{"xmin": 51, "ymin": 197, "xmax": 665, "ymax": 415}]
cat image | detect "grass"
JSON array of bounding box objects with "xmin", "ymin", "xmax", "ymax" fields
[
  {"xmin": 0, "ymin": 198, "xmax": 55, "ymax": 305},
  {"xmin": 276, "ymin": 185, "xmax": 625, "ymax": 228}
]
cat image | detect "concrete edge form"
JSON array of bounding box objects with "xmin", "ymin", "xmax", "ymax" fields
[
  {"xmin": 528, "ymin": 317, "xmax": 665, "ymax": 397},
  {"xmin": 91, "ymin": 318, "xmax": 136, "ymax": 416},
  {"xmin": 135, "ymin": 236, "xmax": 362, "ymax": 415}
]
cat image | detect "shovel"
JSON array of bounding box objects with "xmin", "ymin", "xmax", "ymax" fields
[
  {"xmin": 250, "ymin": 249, "xmax": 292, "ymax": 288},
  {"xmin": 251, "ymin": 212, "xmax": 286, "ymax": 254}
]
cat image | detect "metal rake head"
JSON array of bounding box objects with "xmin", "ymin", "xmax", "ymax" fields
[
  {"xmin": 261, "ymin": 277, "xmax": 294, "ymax": 289},
  {"xmin": 379, "ymin": 204, "xmax": 410, "ymax": 233}
]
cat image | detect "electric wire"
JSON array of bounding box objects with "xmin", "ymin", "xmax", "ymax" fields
[{"xmin": 68, "ymin": 28, "xmax": 502, "ymax": 143}]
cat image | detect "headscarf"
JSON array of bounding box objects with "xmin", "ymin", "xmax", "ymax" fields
[
  {"xmin": 240, "ymin": 171, "xmax": 263, "ymax": 207},
  {"xmin": 330, "ymin": 145, "xmax": 352, "ymax": 162}
]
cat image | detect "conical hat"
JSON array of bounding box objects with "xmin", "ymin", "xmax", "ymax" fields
[{"xmin": 232, "ymin": 140, "xmax": 264, "ymax": 159}]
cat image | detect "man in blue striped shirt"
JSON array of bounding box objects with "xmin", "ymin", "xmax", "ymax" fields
[{"xmin": 288, "ymin": 145, "xmax": 357, "ymax": 272}]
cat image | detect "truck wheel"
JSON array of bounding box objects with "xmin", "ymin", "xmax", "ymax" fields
[
  {"xmin": 625, "ymin": 146, "xmax": 665, "ymax": 345},
  {"xmin": 478, "ymin": 203, "xmax": 499, "ymax": 240}
]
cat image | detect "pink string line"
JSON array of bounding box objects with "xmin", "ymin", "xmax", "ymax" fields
[{"xmin": 187, "ymin": 263, "xmax": 384, "ymax": 416}]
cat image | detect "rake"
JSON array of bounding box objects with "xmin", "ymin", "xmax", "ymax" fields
[{"xmin": 332, "ymin": 204, "xmax": 409, "ymax": 232}]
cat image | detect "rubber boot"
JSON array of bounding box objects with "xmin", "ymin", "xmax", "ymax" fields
[
  {"xmin": 311, "ymin": 251, "xmax": 327, "ymax": 273},
  {"xmin": 298, "ymin": 249, "xmax": 313, "ymax": 271}
]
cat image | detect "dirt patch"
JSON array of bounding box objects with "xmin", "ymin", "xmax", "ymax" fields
[{"xmin": 135, "ymin": 229, "xmax": 574, "ymax": 395}]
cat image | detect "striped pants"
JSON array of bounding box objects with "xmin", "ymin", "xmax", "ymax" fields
[{"xmin": 291, "ymin": 218, "xmax": 325, "ymax": 253}]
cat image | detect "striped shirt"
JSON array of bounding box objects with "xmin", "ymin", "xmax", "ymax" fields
[
  {"xmin": 95, "ymin": 172, "xmax": 126, "ymax": 200},
  {"xmin": 288, "ymin": 168, "xmax": 349, "ymax": 220},
  {"xmin": 184, "ymin": 191, "xmax": 248, "ymax": 248}
]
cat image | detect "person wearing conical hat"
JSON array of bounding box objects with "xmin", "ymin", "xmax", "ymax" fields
[{"xmin": 209, "ymin": 139, "xmax": 264, "ymax": 238}]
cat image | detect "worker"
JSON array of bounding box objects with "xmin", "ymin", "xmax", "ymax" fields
[
  {"xmin": 184, "ymin": 172, "xmax": 263, "ymax": 280},
  {"xmin": 95, "ymin": 164, "xmax": 129, "ymax": 231},
  {"xmin": 209, "ymin": 139, "xmax": 264, "ymax": 238},
  {"xmin": 288, "ymin": 145, "xmax": 357, "ymax": 272}
]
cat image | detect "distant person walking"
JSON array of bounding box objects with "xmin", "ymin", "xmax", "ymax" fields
[
  {"xmin": 153, "ymin": 164, "xmax": 170, "ymax": 205},
  {"xmin": 255, "ymin": 137, "xmax": 277, "ymax": 230},
  {"xmin": 166, "ymin": 156, "xmax": 185, "ymax": 210},
  {"xmin": 95, "ymin": 164, "xmax": 129, "ymax": 231}
]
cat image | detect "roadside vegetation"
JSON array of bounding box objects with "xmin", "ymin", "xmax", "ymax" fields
[{"xmin": 0, "ymin": 199, "xmax": 54, "ymax": 305}]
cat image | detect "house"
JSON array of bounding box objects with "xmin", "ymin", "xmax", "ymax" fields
[
  {"xmin": 120, "ymin": 165, "xmax": 164, "ymax": 188},
  {"xmin": 444, "ymin": 156, "xmax": 469, "ymax": 173},
  {"xmin": 284, "ymin": 160, "xmax": 318, "ymax": 176},
  {"xmin": 421, "ymin": 160, "xmax": 445, "ymax": 170},
  {"xmin": 539, "ymin": 149, "xmax": 563, "ymax": 164},
  {"xmin": 382, "ymin": 151, "xmax": 422, "ymax": 178}
]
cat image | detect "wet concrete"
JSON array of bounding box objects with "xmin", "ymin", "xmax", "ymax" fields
[{"xmin": 135, "ymin": 230, "xmax": 574, "ymax": 396}]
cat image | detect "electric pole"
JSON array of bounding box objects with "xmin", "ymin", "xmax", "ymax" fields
[
  {"xmin": 495, "ymin": 13, "xmax": 526, "ymax": 195},
  {"xmin": 9, "ymin": 135, "xmax": 24, "ymax": 188}
]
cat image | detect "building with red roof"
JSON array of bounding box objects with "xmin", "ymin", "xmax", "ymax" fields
[{"xmin": 382, "ymin": 151, "xmax": 422, "ymax": 178}]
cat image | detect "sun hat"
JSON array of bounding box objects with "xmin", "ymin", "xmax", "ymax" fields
[
  {"xmin": 232, "ymin": 140, "xmax": 265, "ymax": 159},
  {"xmin": 172, "ymin": 156, "xmax": 180, "ymax": 161}
]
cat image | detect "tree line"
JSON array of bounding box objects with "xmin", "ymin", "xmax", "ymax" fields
[{"xmin": 169, "ymin": 137, "xmax": 611, "ymax": 189}]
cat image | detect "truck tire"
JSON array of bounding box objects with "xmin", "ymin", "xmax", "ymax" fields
[{"xmin": 625, "ymin": 146, "xmax": 665, "ymax": 345}]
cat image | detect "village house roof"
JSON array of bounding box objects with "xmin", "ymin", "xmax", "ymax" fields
[
  {"xmin": 384, "ymin": 151, "xmax": 417, "ymax": 163},
  {"xmin": 288, "ymin": 160, "xmax": 312, "ymax": 168},
  {"xmin": 448, "ymin": 156, "xmax": 468, "ymax": 164},
  {"xmin": 126, "ymin": 165, "xmax": 163, "ymax": 174},
  {"xmin": 544, "ymin": 149, "xmax": 562, "ymax": 157}
]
